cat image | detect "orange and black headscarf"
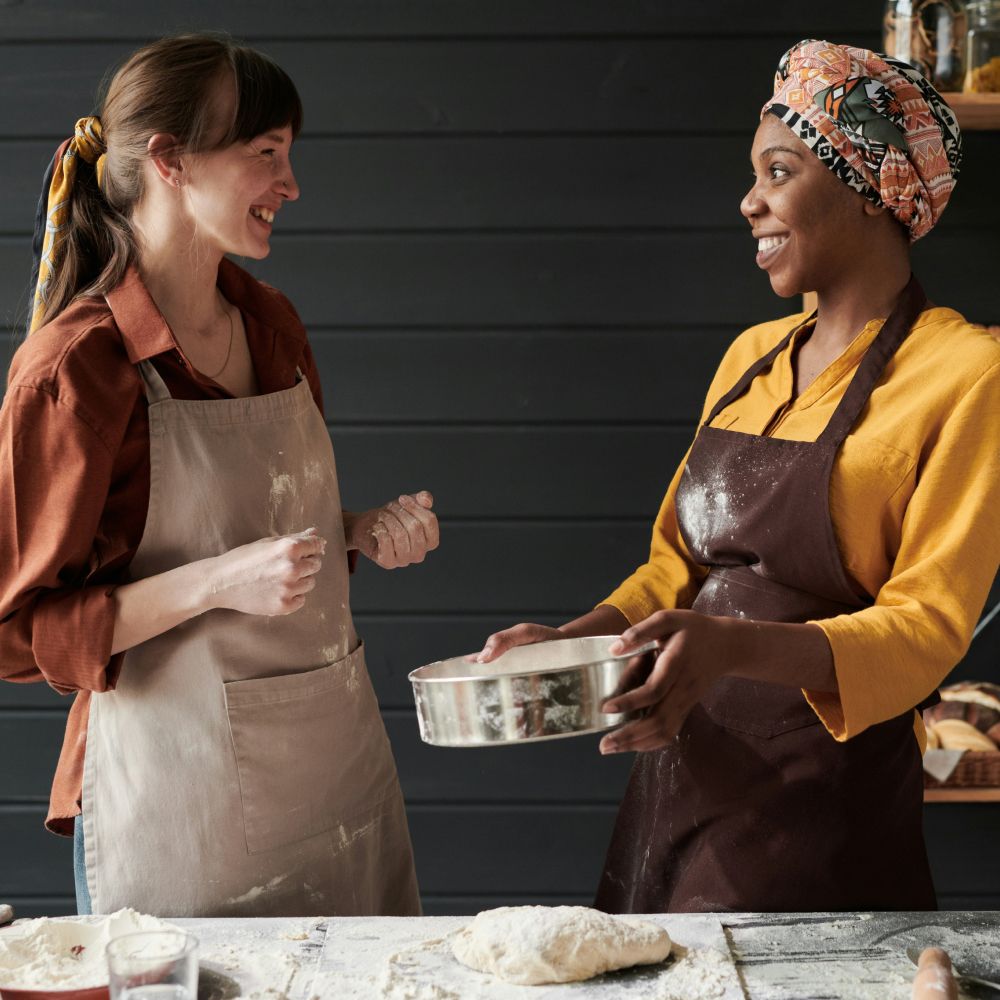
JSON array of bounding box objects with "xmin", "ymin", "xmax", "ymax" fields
[{"xmin": 761, "ymin": 40, "xmax": 962, "ymax": 242}]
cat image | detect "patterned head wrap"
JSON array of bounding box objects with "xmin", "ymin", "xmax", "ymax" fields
[
  {"xmin": 29, "ymin": 116, "xmax": 108, "ymax": 333},
  {"xmin": 761, "ymin": 40, "xmax": 962, "ymax": 242}
]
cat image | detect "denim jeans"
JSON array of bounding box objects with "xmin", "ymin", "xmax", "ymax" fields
[{"xmin": 73, "ymin": 815, "xmax": 92, "ymax": 915}]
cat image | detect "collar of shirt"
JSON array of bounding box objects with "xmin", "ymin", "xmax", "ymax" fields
[{"xmin": 104, "ymin": 258, "xmax": 307, "ymax": 391}]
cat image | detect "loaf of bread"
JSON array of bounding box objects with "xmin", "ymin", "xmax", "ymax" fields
[
  {"xmin": 930, "ymin": 718, "xmax": 998, "ymax": 752},
  {"xmin": 940, "ymin": 681, "xmax": 1000, "ymax": 713},
  {"xmin": 924, "ymin": 698, "xmax": 1000, "ymax": 734}
]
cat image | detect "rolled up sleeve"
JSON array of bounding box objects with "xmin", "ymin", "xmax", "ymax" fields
[
  {"xmin": 805, "ymin": 362, "xmax": 1000, "ymax": 740},
  {"xmin": 0, "ymin": 385, "xmax": 123, "ymax": 694}
]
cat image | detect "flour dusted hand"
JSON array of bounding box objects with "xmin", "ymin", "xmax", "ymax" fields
[
  {"xmin": 207, "ymin": 528, "xmax": 325, "ymax": 616},
  {"xmin": 348, "ymin": 491, "xmax": 439, "ymax": 569},
  {"xmin": 451, "ymin": 905, "xmax": 672, "ymax": 985}
]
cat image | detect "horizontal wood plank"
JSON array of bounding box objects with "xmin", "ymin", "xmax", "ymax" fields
[
  {"xmin": 5, "ymin": 800, "xmax": 998, "ymax": 899},
  {"xmin": 348, "ymin": 521, "xmax": 649, "ymax": 614},
  {"xmin": 0, "ymin": 803, "xmax": 619, "ymax": 896},
  {"xmin": 0, "ymin": 1, "xmax": 881, "ymax": 41},
  {"xmin": 924, "ymin": 803, "xmax": 1000, "ymax": 894},
  {"xmin": 5, "ymin": 231, "xmax": 994, "ymax": 333},
  {"xmin": 333, "ymin": 426, "xmax": 687, "ymax": 517},
  {"xmin": 7, "ymin": 132, "xmax": 999, "ymax": 235},
  {"xmin": 1, "ymin": 326, "xmax": 731, "ymax": 425},
  {"xmin": 0, "ymin": 708, "xmax": 635, "ymax": 804},
  {"xmin": 313, "ymin": 329, "xmax": 727, "ymax": 424},
  {"xmin": 0, "ymin": 614, "xmax": 571, "ymax": 710},
  {"xmin": 2, "ymin": 38, "xmax": 879, "ymax": 139}
]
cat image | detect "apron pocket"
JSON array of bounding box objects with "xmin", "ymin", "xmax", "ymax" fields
[{"xmin": 223, "ymin": 641, "xmax": 397, "ymax": 855}]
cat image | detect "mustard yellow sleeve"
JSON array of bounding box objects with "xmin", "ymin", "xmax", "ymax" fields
[{"xmin": 805, "ymin": 361, "xmax": 1000, "ymax": 740}]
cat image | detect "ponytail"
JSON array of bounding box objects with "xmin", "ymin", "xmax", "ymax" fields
[{"xmin": 29, "ymin": 117, "xmax": 135, "ymax": 333}]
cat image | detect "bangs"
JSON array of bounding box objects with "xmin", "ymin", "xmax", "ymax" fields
[{"xmin": 226, "ymin": 47, "xmax": 303, "ymax": 144}]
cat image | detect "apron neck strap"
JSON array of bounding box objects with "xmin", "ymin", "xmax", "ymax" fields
[
  {"xmin": 817, "ymin": 274, "xmax": 927, "ymax": 447},
  {"xmin": 701, "ymin": 313, "xmax": 815, "ymax": 427},
  {"xmin": 136, "ymin": 359, "xmax": 173, "ymax": 404}
]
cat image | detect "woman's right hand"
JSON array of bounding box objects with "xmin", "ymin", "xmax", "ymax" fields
[
  {"xmin": 207, "ymin": 528, "xmax": 326, "ymax": 617},
  {"xmin": 470, "ymin": 623, "xmax": 564, "ymax": 663}
]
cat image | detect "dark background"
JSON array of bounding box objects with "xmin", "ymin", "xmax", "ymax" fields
[{"xmin": 1, "ymin": 0, "xmax": 998, "ymax": 916}]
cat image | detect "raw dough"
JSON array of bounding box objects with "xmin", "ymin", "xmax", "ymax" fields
[{"xmin": 450, "ymin": 905, "xmax": 672, "ymax": 985}]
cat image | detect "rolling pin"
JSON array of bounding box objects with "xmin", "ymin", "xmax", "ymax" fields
[
  {"xmin": 911, "ymin": 947, "xmax": 958, "ymax": 1000},
  {"xmin": 0, "ymin": 904, "xmax": 13, "ymax": 926}
]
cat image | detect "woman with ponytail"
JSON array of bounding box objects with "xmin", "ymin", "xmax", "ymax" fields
[{"xmin": 0, "ymin": 34, "xmax": 434, "ymax": 918}]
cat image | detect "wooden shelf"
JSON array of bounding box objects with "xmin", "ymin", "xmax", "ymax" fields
[
  {"xmin": 940, "ymin": 92, "xmax": 1000, "ymax": 130},
  {"xmin": 924, "ymin": 787, "xmax": 1000, "ymax": 803}
]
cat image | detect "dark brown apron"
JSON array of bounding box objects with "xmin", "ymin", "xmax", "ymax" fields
[{"xmin": 595, "ymin": 275, "xmax": 937, "ymax": 914}]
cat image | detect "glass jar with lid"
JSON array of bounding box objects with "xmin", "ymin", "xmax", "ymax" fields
[
  {"xmin": 965, "ymin": 0, "xmax": 1000, "ymax": 91},
  {"xmin": 883, "ymin": 0, "xmax": 968, "ymax": 91}
]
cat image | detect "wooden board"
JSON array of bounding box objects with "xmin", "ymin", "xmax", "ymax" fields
[
  {"xmin": 0, "ymin": 0, "xmax": 882, "ymax": 40},
  {"xmin": 1, "ymin": 38, "xmax": 868, "ymax": 139},
  {"xmin": 0, "ymin": 803, "xmax": 621, "ymax": 896},
  {"xmin": 0, "ymin": 708, "xmax": 635, "ymax": 805}
]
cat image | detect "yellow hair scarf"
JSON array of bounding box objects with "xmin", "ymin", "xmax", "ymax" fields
[{"xmin": 29, "ymin": 116, "xmax": 108, "ymax": 333}]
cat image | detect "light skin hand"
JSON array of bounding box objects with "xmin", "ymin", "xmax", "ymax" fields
[
  {"xmin": 598, "ymin": 610, "xmax": 835, "ymax": 754},
  {"xmin": 110, "ymin": 527, "xmax": 326, "ymax": 655},
  {"xmin": 470, "ymin": 605, "xmax": 630, "ymax": 663},
  {"xmin": 205, "ymin": 527, "xmax": 326, "ymax": 616},
  {"xmin": 345, "ymin": 491, "xmax": 440, "ymax": 569}
]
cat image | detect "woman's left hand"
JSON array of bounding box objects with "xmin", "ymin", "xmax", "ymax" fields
[
  {"xmin": 599, "ymin": 609, "xmax": 743, "ymax": 754},
  {"xmin": 347, "ymin": 491, "xmax": 440, "ymax": 569}
]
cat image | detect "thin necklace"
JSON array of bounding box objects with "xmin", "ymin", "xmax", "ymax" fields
[{"xmin": 201, "ymin": 305, "xmax": 235, "ymax": 379}]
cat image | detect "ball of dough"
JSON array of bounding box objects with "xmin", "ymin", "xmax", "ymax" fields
[{"xmin": 450, "ymin": 905, "xmax": 672, "ymax": 985}]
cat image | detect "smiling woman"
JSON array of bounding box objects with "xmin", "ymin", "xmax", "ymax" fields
[
  {"xmin": 474, "ymin": 39, "xmax": 1000, "ymax": 915},
  {"xmin": 0, "ymin": 33, "xmax": 438, "ymax": 919}
]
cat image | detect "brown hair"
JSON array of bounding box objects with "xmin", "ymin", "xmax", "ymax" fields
[{"xmin": 37, "ymin": 33, "xmax": 302, "ymax": 327}]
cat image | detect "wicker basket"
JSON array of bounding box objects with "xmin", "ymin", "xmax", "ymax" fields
[{"xmin": 923, "ymin": 750, "xmax": 1000, "ymax": 788}]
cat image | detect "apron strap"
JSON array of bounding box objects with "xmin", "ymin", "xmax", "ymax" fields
[
  {"xmin": 136, "ymin": 359, "xmax": 173, "ymax": 404},
  {"xmin": 817, "ymin": 274, "xmax": 927, "ymax": 447},
  {"xmin": 701, "ymin": 312, "xmax": 816, "ymax": 427}
]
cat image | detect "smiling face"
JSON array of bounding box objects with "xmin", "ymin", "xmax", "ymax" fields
[
  {"xmin": 740, "ymin": 115, "xmax": 877, "ymax": 298},
  {"xmin": 179, "ymin": 77, "xmax": 300, "ymax": 259}
]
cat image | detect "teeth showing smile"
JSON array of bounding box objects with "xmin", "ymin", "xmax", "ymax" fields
[
  {"xmin": 250, "ymin": 206, "xmax": 275, "ymax": 224},
  {"xmin": 757, "ymin": 235, "xmax": 788, "ymax": 253}
]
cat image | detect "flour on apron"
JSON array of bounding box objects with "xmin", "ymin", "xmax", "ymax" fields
[
  {"xmin": 596, "ymin": 276, "xmax": 937, "ymax": 914},
  {"xmin": 82, "ymin": 356, "xmax": 419, "ymax": 917}
]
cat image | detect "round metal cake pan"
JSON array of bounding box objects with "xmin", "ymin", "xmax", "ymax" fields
[{"xmin": 408, "ymin": 635, "xmax": 658, "ymax": 747}]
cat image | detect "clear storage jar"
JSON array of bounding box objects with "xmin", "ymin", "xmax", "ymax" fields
[
  {"xmin": 965, "ymin": 0, "xmax": 1000, "ymax": 91},
  {"xmin": 884, "ymin": 0, "xmax": 968, "ymax": 91}
]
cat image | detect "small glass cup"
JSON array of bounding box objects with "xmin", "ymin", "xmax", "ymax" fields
[{"xmin": 106, "ymin": 931, "xmax": 199, "ymax": 1000}]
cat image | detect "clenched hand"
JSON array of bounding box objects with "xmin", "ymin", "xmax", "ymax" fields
[{"xmin": 347, "ymin": 491, "xmax": 440, "ymax": 569}]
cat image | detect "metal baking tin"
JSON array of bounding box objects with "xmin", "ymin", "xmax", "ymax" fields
[{"xmin": 408, "ymin": 635, "xmax": 658, "ymax": 747}]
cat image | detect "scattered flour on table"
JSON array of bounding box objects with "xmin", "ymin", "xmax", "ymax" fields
[
  {"xmin": 371, "ymin": 925, "xmax": 734, "ymax": 999},
  {"xmin": 0, "ymin": 908, "xmax": 180, "ymax": 990},
  {"xmin": 200, "ymin": 923, "xmax": 307, "ymax": 1000}
]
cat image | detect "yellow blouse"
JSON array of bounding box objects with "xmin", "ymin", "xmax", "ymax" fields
[{"xmin": 602, "ymin": 307, "xmax": 1000, "ymax": 750}]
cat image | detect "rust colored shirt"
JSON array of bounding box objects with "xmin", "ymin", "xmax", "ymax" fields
[{"xmin": 0, "ymin": 259, "xmax": 329, "ymax": 835}]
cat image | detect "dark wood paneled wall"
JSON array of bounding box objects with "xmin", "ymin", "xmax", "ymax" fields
[{"xmin": 2, "ymin": 0, "xmax": 998, "ymax": 917}]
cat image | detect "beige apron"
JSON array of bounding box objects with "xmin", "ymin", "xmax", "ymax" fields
[{"xmin": 82, "ymin": 359, "xmax": 420, "ymax": 917}]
